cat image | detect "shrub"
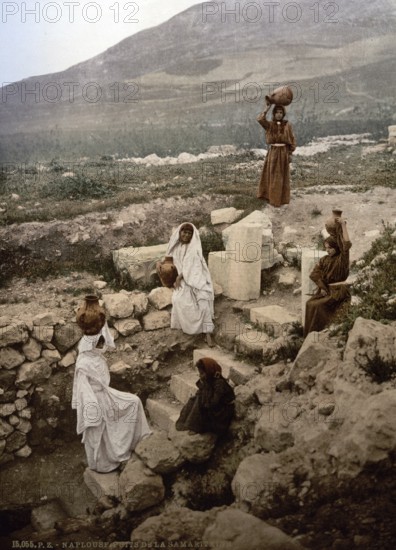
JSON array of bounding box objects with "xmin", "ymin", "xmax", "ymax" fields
[
  {"xmin": 361, "ymin": 351, "xmax": 396, "ymax": 384},
  {"xmin": 335, "ymin": 224, "xmax": 396, "ymax": 335},
  {"xmin": 40, "ymin": 174, "xmax": 112, "ymax": 200},
  {"xmin": 311, "ymin": 205, "xmax": 322, "ymax": 217},
  {"xmin": 200, "ymin": 229, "xmax": 225, "ymax": 261}
]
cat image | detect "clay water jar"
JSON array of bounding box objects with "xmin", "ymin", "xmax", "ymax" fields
[
  {"xmin": 76, "ymin": 295, "xmax": 106, "ymax": 335},
  {"xmin": 157, "ymin": 256, "xmax": 178, "ymax": 288},
  {"xmin": 325, "ymin": 209, "xmax": 343, "ymax": 237},
  {"xmin": 265, "ymin": 85, "xmax": 294, "ymax": 106}
]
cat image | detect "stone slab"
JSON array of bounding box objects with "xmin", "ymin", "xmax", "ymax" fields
[
  {"xmin": 146, "ymin": 398, "xmax": 181, "ymax": 432},
  {"xmin": 113, "ymin": 243, "xmax": 168, "ymax": 284},
  {"xmin": 170, "ymin": 371, "xmax": 198, "ymax": 404},
  {"xmin": 250, "ymin": 305, "xmax": 299, "ymax": 338}
]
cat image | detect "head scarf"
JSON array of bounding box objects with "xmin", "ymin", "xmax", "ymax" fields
[
  {"xmin": 180, "ymin": 223, "xmax": 194, "ymax": 233},
  {"xmin": 167, "ymin": 222, "xmax": 203, "ymax": 257},
  {"xmin": 78, "ymin": 321, "xmax": 115, "ymax": 353},
  {"xmin": 324, "ymin": 236, "xmax": 340, "ymax": 255},
  {"xmin": 272, "ymin": 104, "xmax": 286, "ymax": 121},
  {"xmin": 196, "ymin": 357, "xmax": 222, "ymax": 379},
  {"xmin": 166, "ymin": 222, "xmax": 214, "ymax": 296}
]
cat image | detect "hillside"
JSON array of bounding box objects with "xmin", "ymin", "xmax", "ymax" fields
[{"xmin": 0, "ymin": 0, "xmax": 395, "ymax": 160}]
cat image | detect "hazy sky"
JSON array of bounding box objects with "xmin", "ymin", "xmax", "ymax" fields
[{"xmin": 1, "ymin": 1, "xmax": 201, "ymax": 84}]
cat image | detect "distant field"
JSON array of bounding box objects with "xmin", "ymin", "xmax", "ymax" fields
[{"xmin": 0, "ymin": 142, "xmax": 394, "ymax": 226}]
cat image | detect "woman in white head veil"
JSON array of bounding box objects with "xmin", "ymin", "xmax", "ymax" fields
[
  {"xmin": 72, "ymin": 311, "xmax": 152, "ymax": 473},
  {"xmin": 166, "ymin": 222, "xmax": 214, "ymax": 345}
]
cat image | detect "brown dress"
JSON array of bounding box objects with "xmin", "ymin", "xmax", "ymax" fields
[
  {"xmin": 257, "ymin": 114, "xmax": 296, "ymax": 207},
  {"xmin": 176, "ymin": 377, "xmax": 235, "ymax": 435},
  {"xmin": 304, "ymin": 233, "xmax": 352, "ymax": 337}
]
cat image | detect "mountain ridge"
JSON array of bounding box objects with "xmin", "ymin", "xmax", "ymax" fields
[{"xmin": 1, "ymin": 0, "xmax": 395, "ymax": 160}]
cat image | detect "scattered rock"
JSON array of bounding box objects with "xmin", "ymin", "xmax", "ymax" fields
[
  {"xmin": 0, "ymin": 321, "xmax": 29, "ymax": 348},
  {"xmin": 16, "ymin": 359, "xmax": 52, "ymax": 387},
  {"xmin": 53, "ymin": 323, "xmax": 82, "ymax": 353},
  {"xmin": 142, "ymin": 311, "xmax": 171, "ymax": 331},
  {"xmin": 31, "ymin": 500, "xmax": 68, "ymax": 531},
  {"xmin": 109, "ymin": 360, "xmax": 132, "ymax": 376},
  {"xmin": 119, "ymin": 457, "xmax": 165, "ymax": 512},
  {"xmin": 135, "ymin": 431, "xmax": 184, "ymax": 473},
  {"xmin": 113, "ymin": 319, "xmax": 142, "ymax": 337},
  {"xmin": 22, "ymin": 338, "xmax": 42, "ymax": 361},
  {"xmin": 169, "ymin": 427, "xmax": 217, "ymax": 463},
  {"xmin": 204, "ymin": 508, "xmax": 303, "ymax": 550},
  {"xmin": 0, "ymin": 347, "xmax": 25, "ymax": 369},
  {"xmin": 59, "ymin": 350, "xmax": 77, "ymax": 368},
  {"xmin": 84, "ymin": 468, "xmax": 120, "ymax": 499},
  {"xmin": 130, "ymin": 292, "xmax": 149, "ymax": 316},
  {"xmin": 130, "ymin": 505, "xmax": 212, "ymax": 543},
  {"xmin": 93, "ymin": 281, "xmax": 108, "ymax": 289},
  {"xmin": 102, "ymin": 293, "xmax": 135, "ymax": 319},
  {"xmin": 211, "ymin": 207, "xmax": 243, "ymax": 225},
  {"xmin": 33, "ymin": 312, "xmax": 59, "ymax": 326},
  {"xmin": 32, "ymin": 325, "xmax": 54, "ymax": 344},
  {"xmin": 148, "ymin": 287, "xmax": 173, "ymax": 310}
]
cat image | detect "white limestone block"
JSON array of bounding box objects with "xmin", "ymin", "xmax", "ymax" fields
[{"xmin": 211, "ymin": 207, "xmax": 243, "ymax": 225}]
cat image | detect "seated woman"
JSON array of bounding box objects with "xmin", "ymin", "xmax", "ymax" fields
[
  {"xmin": 72, "ymin": 296, "xmax": 151, "ymax": 473},
  {"xmin": 165, "ymin": 222, "xmax": 215, "ymax": 346},
  {"xmin": 176, "ymin": 358, "xmax": 235, "ymax": 436},
  {"xmin": 304, "ymin": 217, "xmax": 351, "ymax": 337}
]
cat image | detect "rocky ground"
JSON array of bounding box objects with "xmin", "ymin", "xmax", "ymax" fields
[{"xmin": 0, "ymin": 136, "xmax": 395, "ymax": 549}]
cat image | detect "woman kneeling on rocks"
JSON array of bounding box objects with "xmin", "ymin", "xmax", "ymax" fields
[
  {"xmin": 72, "ymin": 295, "xmax": 151, "ymax": 473},
  {"xmin": 176, "ymin": 358, "xmax": 235, "ymax": 436}
]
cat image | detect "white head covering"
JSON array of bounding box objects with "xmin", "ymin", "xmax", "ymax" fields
[
  {"xmin": 166, "ymin": 223, "xmax": 213, "ymax": 293},
  {"xmin": 78, "ymin": 321, "xmax": 115, "ymax": 353}
]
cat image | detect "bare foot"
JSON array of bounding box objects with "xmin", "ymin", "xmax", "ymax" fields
[{"xmin": 205, "ymin": 333, "xmax": 214, "ymax": 347}]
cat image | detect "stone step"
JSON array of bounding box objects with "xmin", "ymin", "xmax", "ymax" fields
[
  {"xmin": 250, "ymin": 305, "xmax": 299, "ymax": 338},
  {"xmin": 235, "ymin": 328, "xmax": 269, "ymax": 357},
  {"xmin": 170, "ymin": 371, "xmax": 198, "ymax": 404},
  {"xmin": 193, "ymin": 348, "xmax": 257, "ymax": 386},
  {"xmin": 146, "ymin": 398, "xmax": 181, "ymax": 433}
]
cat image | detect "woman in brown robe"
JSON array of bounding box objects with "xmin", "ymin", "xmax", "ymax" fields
[
  {"xmin": 175, "ymin": 358, "xmax": 235, "ymax": 435},
  {"xmin": 304, "ymin": 217, "xmax": 352, "ymax": 337},
  {"xmin": 257, "ymin": 103, "xmax": 296, "ymax": 207}
]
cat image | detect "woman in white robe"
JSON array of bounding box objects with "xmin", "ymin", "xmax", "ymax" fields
[
  {"xmin": 166, "ymin": 223, "xmax": 214, "ymax": 345},
  {"xmin": 72, "ymin": 322, "xmax": 151, "ymax": 473}
]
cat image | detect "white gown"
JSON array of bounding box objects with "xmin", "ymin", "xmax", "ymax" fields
[
  {"xmin": 167, "ymin": 223, "xmax": 214, "ymax": 335},
  {"xmin": 72, "ymin": 323, "xmax": 151, "ymax": 473}
]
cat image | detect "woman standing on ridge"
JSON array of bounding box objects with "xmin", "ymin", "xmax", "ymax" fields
[{"xmin": 257, "ymin": 102, "xmax": 296, "ymax": 207}]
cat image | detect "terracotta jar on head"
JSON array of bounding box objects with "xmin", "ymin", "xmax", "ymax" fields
[
  {"xmin": 76, "ymin": 295, "xmax": 106, "ymax": 335},
  {"xmin": 265, "ymin": 85, "xmax": 293, "ymax": 106},
  {"xmin": 325, "ymin": 208, "xmax": 342, "ymax": 237}
]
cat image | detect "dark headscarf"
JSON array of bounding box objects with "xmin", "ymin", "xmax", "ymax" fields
[
  {"xmin": 196, "ymin": 357, "xmax": 222, "ymax": 379},
  {"xmin": 272, "ymin": 104, "xmax": 286, "ymax": 121},
  {"xmin": 324, "ymin": 236, "xmax": 340, "ymax": 255}
]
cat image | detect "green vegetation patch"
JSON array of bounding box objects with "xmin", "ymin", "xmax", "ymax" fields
[
  {"xmin": 334, "ymin": 224, "xmax": 396, "ymax": 335},
  {"xmin": 40, "ymin": 174, "xmax": 113, "ymax": 201}
]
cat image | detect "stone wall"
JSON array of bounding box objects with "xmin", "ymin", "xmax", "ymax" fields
[{"xmin": 0, "ymin": 287, "xmax": 175, "ymax": 466}]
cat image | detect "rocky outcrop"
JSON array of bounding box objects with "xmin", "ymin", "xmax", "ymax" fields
[{"xmin": 130, "ymin": 506, "xmax": 302, "ymax": 549}]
